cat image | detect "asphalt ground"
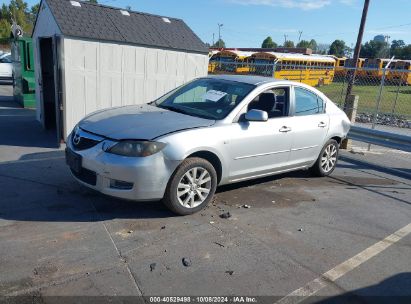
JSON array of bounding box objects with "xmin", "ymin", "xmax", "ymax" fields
[{"xmin": 0, "ymin": 85, "xmax": 410, "ymax": 303}]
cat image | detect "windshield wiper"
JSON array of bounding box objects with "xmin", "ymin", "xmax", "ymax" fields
[{"xmin": 158, "ymin": 105, "xmax": 192, "ymax": 115}]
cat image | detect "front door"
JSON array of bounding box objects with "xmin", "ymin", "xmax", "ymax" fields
[{"xmin": 227, "ymin": 87, "xmax": 293, "ymax": 181}]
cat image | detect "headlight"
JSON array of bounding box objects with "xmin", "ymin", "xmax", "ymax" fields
[{"xmin": 107, "ymin": 141, "xmax": 166, "ymax": 157}]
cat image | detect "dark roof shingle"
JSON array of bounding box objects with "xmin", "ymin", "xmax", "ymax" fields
[{"xmin": 45, "ymin": 0, "xmax": 208, "ymax": 54}]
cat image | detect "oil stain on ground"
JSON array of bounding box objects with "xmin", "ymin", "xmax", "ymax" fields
[{"xmin": 214, "ymin": 172, "xmax": 400, "ymax": 209}]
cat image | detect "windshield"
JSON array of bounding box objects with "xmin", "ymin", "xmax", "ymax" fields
[{"xmin": 155, "ymin": 78, "xmax": 255, "ymax": 120}]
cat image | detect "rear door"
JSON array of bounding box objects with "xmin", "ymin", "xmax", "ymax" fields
[{"xmin": 288, "ymin": 86, "xmax": 329, "ymax": 167}]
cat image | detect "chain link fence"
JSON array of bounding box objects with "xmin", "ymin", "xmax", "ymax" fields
[{"xmin": 208, "ymin": 61, "xmax": 411, "ymax": 131}]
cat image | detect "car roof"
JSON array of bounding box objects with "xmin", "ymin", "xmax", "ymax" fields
[{"xmin": 207, "ymin": 74, "xmax": 286, "ymax": 86}]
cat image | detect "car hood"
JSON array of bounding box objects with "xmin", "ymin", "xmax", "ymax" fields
[{"xmin": 79, "ymin": 104, "xmax": 216, "ymax": 140}]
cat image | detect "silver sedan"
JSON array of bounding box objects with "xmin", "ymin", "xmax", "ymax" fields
[{"xmin": 66, "ymin": 75, "xmax": 351, "ymax": 215}]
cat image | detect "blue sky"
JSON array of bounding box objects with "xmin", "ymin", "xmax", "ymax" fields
[{"xmin": 3, "ymin": 0, "xmax": 411, "ymax": 47}]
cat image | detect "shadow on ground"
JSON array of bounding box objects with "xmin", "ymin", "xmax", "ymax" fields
[
  {"xmin": 0, "ymin": 148, "xmax": 410, "ymax": 223},
  {"xmin": 0, "ymin": 86, "xmax": 57, "ymax": 148},
  {"xmin": 313, "ymin": 273, "xmax": 411, "ymax": 304}
]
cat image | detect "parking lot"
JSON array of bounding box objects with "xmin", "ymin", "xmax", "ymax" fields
[{"xmin": 0, "ymin": 84, "xmax": 410, "ymax": 302}]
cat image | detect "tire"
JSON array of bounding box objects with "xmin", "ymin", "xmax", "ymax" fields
[
  {"xmin": 310, "ymin": 139, "xmax": 339, "ymax": 177},
  {"xmin": 163, "ymin": 157, "xmax": 217, "ymax": 215}
]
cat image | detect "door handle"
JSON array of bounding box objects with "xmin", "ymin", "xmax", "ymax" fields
[
  {"xmin": 279, "ymin": 126, "xmax": 292, "ymax": 133},
  {"xmin": 318, "ymin": 122, "xmax": 327, "ymax": 128}
]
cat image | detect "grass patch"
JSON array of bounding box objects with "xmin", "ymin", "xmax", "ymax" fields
[{"xmin": 318, "ymin": 83, "xmax": 411, "ymax": 117}]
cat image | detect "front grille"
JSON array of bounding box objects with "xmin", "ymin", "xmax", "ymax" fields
[
  {"xmin": 71, "ymin": 168, "xmax": 97, "ymax": 186},
  {"xmin": 71, "ymin": 128, "xmax": 103, "ymax": 151},
  {"xmin": 72, "ymin": 136, "xmax": 100, "ymax": 151}
]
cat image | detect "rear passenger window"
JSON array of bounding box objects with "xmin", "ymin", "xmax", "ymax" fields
[{"xmin": 294, "ymin": 87, "xmax": 324, "ymax": 116}]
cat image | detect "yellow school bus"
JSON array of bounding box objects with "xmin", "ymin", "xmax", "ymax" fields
[
  {"xmin": 388, "ymin": 60, "xmax": 411, "ymax": 85},
  {"xmin": 335, "ymin": 57, "xmax": 347, "ymax": 77},
  {"xmin": 344, "ymin": 58, "xmax": 366, "ymax": 76},
  {"xmin": 210, "ymin": 50, "xmax": 254, "ymax": 73},
  {"xmin": 362, "ymin": 58, "xmax": 397, "ymax": 79},
  {"xmin": 208, "ymin": 50, "xmax": 220, "ymax": 73},
  {"xmin": 249, "ymin": 52, "xmax": 336, "ymax": 86}
]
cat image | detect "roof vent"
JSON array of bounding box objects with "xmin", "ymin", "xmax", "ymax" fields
[
  {"xmin": 70, "ymin": 1, "xmax": 81, "ymax": 7},
  {"xmin": 120, "ymin": 10, "xmax": 130, "ymax": 16},
  {"xmin": 162, "ymin": 17, "xmax": 171, "ymax": 23}
]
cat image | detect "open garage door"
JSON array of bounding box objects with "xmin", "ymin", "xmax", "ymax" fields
[{"xmin": 39, "ymin": 35, "xmax": 63, "ymax": 147}]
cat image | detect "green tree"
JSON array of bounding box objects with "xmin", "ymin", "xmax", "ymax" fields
[
  {"xmin": 296, "ymin": 39, "xmax": 317, "ymax": 51},
  {"xmin": 360, "ymin": 40, "xmax": 389, "ymax": 58},
  {"xmin": 391, "ymin": 40, "xmax": 405, "ymax": 58},
  {"xmin": 0, "ymin": 0, "xmax": 40, "ymax": 38},
  {"xmin": 296, "ymin": 39, "xmax": 310, "ymax": 48},
  {"xmin": 283, "ymin": 40, "xmax": 294, "ymax": 48},
  {"xmin": 0, "ymin": 19, "xmax": 12, "ymax": 38},
  {"xmin": 398, "ymin": 45, "xmax": 411, "ymax": 59},
  {"xmin": 212, "ymin": 39, "xmax": 226, "ymax": 48},
  {"xmin": 261, "ymin": 36, "xmax": 277, "ymax": 48},
  {"xmin": 328, "ymin": 40, "xmax": 346, "ymax": 57},
  {"xmin": 309, "ymin": 39, "xmax": 318, "ymax": 52}
]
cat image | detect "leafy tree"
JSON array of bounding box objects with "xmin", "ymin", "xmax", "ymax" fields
[
  {"xmin": 296, "ymin": 39, "xmax": 310, "ymax": 48},
  {"xmin": 391, "ymin": 40, "xmax": 405, "ymax": 58},
  {"xmin": 87, "ymin": 0, "xmax": 98, "ymax": 3},
  {"xmin": 0, "ymin": 0, "xmax": 40, "ymax": 38},
  {"xmin": 296, "ymin": 39, "xmax": 317, "ymax": 51},
  {"xmin": 328, "ymin": 40, "xmax": 346, "ymax": 57},
  {"xmin": 0, "ymin": 18, "xmax": 12, "ymax": 39},
  {"xmin": 309, "ymin": 39, "xmax": 318, "ymax": 52},
  {"xmin": 283, "ymin": 40, "xmax": 294, "ymax": 48},
  {"xmin": 360, "ymin": 40, "xmax": 389, "ymax": 59},
  {"xmin": 212, "ymin": 39, "xmax": 226, "ymax": 48},
  {"xmin": 398, "ymin": 45, "xmax": 411, "ymax": 59},
  {"xmin": 261, "ymin": 36, "xmax": 277, "ymax": 48}
]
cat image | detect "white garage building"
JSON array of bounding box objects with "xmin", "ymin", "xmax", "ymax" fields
[{"xmin": 32, "ymin": 0, "xmax": 209, "ymax": 144}]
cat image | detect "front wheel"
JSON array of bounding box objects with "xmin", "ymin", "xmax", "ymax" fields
[
  {"xmin": 163, "ymin": 157, "xmax": 217, "ymax": 215},
  {"xmin": 310, "ymin": 139, "xmax": 339, "ymax": 177}
]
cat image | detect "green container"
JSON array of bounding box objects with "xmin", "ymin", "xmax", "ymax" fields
[{"xmin": 12, "ymin": 37, "xmax": 36, "ymax": 108}]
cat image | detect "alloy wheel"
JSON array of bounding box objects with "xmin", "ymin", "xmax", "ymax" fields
[
  {"xmin": 321, "ymin": 144, "xmax": 337, "ymax": 173},
  {"xmin": 177, "ymin": 167, "xmax": 212, "ymax": 208}
]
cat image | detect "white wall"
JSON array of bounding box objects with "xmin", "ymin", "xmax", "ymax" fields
[
  {"xmin": 62, "ymin": 38, "xmax": 208, "ymax": 138},
  {"xmin": 32, "ymin": 0, "xmax": 61, "ymax": 123}
]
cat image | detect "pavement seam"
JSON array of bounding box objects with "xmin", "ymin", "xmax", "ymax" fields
[{"xmin": 89, "ymin": 201, "xmax": 146, "ymax": 299}]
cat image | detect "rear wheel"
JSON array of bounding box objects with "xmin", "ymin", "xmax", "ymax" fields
[
  {"xmin": 310, "ymin": 139, "xmax": 339, "ymax": 177},
  {"xmin": 163, "ymin": 157, "xmax": 217, "ymax": 215}
]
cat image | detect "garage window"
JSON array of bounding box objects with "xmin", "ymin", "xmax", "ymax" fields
[{"xmin": 294, "ymin": 87, "xmax": 324, "ymax": 116}]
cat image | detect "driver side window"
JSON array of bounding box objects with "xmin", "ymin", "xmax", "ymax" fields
[{"xmin": 247, "ymin": 87, "xmax": 290, "ymax": 119}]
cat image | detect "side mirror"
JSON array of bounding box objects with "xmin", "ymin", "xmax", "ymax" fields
[{"xmin": 245, "ymin": 109, "xmax": 268, "ymax": 122}]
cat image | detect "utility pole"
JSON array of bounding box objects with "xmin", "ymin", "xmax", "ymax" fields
[
  {"xmin": 298, "ymin": 31, "xmax": 303, "ymax": 42},
  {"xmin": 218, "ymin": 23, "xmax": 223, "ymax": 48},
  {"xmin": 385, "ymin": 35, "xmax": 391, "ymax": 57},
  {"xmin": 284, "ymin": 34, "xmax": 288, "ymax": 45},
  {"xmin": 212, "ymin": 33, "xmax": 215, "ymax": 46},
  {"xmin": 345, "ymin": 0, "xmax": 370, "ymax": 108}
]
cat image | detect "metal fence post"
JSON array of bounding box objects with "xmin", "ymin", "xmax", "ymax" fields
[
  {"xmin": 341, "ymin": 94, "xmax": 359, "ymax": 150},
  {"xmin": 368, "ymin": 57, "xmax": 395, "ymax": 151}
]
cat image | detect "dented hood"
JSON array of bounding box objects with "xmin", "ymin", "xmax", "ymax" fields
[{"xmin": 79, "ymin": 104, "xmax": 215, "ymax": 140}]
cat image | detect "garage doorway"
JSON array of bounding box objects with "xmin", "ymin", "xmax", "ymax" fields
[{"xmin": 39, "ymin": 36, "xmax": 62, "ymax": 147}]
